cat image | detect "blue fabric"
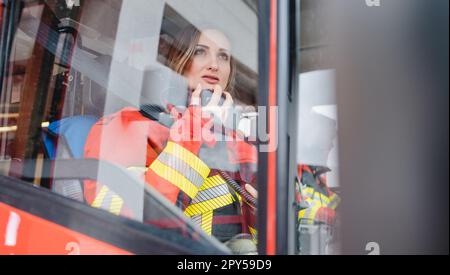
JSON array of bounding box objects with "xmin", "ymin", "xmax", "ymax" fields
[
  {"xmin": 42, "ymin": 131, "xmax": 57, "ymax": 159},
  {"xmin": 43, "ymin": 116, "xmax": 98, "ymax": 159}
]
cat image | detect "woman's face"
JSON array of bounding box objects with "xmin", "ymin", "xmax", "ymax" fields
[{"xmin": 185, "ymin": 29, "xmax": 231, "ymax": 91}]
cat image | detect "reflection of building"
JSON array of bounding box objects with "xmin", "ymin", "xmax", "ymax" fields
[
  {"xmin": 0, "ymin": 0, "xmax": 262, "ymax": 255},
  {"xmin": 297, "ymin": 69, "xmax": 339, "ymax": 187},
  {"xmin": 298, "ymin": 0, "xmax": 338, "ymax": 191}
]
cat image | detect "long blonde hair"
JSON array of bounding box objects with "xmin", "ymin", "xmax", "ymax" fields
[{"xmin": 166, "ymin": 25, "xmax": 236, "ymax": 93}]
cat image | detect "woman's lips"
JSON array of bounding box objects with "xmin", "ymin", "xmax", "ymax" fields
[{"xmin": 202, "ymin": 76, "xmax": 219, "ymax": 84}]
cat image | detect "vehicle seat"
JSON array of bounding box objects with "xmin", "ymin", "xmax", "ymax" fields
[{"xmin": 42, "ymin": 115, "xmax": 98, "ymax": 202}]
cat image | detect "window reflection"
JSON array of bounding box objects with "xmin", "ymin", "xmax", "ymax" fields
[
  {"xmin": 296, "ymin": 0, "xmax": 341, "ymax": 255},
  {"xmin": 0, "ymin": 0, "xmax": 259, "ymax": 254}
]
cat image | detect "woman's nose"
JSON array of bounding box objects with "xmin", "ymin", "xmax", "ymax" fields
[{"xmin": 207, "ymin": 55, "xmax": 219, "ymax": 71}]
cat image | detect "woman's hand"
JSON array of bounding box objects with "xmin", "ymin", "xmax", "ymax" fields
[
  {"xmin": 190, "ymin": 83, "xmax": 233, "ymax": 124},
  {"xmin": 169, "ymin": 83, "xmax": 233, "ymax": 154}
]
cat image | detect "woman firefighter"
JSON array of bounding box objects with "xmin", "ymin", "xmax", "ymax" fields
[{"xmin": 83, "ymin": 26, "xmax": 258, "ymax": 251}]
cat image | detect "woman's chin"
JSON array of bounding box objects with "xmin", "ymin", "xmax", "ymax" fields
[
  {"xmin": 204, "ymin": 85, "xmax": 215, "ymax": 91},
  {"xmin": 202, "ymin": 83, "xmax": 223, "ymax": 91}
]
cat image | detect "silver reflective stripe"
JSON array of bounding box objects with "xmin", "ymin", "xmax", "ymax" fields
[
  {"xmin": 328, "ymin": 194, "xmax": 340, "ymax": 209},
  {"xmin": 299, "ymin": 200, "xmax": 319, "ymax": 224},
  {"xmin": 191, "ymin": 184, "xmax": 230, "ymax": 204},
  {"xmin": 101, "ymin": 190, "xmax": 114, "ymax": 210},
  {"xmin": 53, "ymin": 180, "xmax": 84, "ymax": 202},
  {"xmin": 157, "ymin": 152, "xmax": 204, "ymax": 189}
]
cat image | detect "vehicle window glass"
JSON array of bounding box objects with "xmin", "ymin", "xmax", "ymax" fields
[
  {"xmin": 0, "ymin": 0, "xmax": 259, "ymax": 254},
  {"xmin": 296, "ymin": 0, "xmax": 341, "ymax": 255}
]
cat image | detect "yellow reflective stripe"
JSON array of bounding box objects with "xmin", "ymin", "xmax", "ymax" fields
[
  {"xmin": 185, "ymin": 195, "xmax": 233, "ymax": 216},
  {"xmin": 192, "ymin": 185, "xmax": 231, "ymax": 204},
  {"xmin": 302, "ymin": 187, "xmax": 315, "ymax": 198},
  {"xmin": 249, "ymin": 226, "xmax": 258, "ymax": 244},
  {"xmin": 303, "ymin": 187, "xmax": 331, "ymax": 205},
  {"xmin": 298, "ymin": 201, "xmax": 320, "ymax": 224},
  {"xmin": 150, "ymin": 159, "xmax": 199, "ymax": 199},
  {"xmin": 165, "ymin": 141, "xmax": 210, "ymax": 178},
  {"xmin": 298, "ymin": 208, "xmax": 310, "ymax": 221},
  {"xmin": 91, "ymin": 186, "xmax": 124, "ymax": 216},
  {"xmin": 109, "ymin": 195, "xmax": 124, "ymax": 215},
  {"xmin": 201, "ymin": 211, "xmax": 214, "ymax": 235},
  {"xmin": 298, "ymin": 197, "xmax": 313, "ymax": 220},
  {"xmin": 299, "ymin": 211, "xmax": 315, "ymax": 224},
  {"xmin": 198, "ymin": 175, "xmax": 237, "ymax": 203},
  {"xmin": 184, "ymin": 194, "xmax": 234, "ymax": 217},
  {"xmin": 308, "ymin": 205, "xmax": 319, "ymax": 222},
  {"xmin": 328, "ymin": 193, "xmax": 340, "ymax": 209},
  {"xmin": 318, "ymin": 193, "xmax": 330, "ymax": 205},
  {"xmin": 200, "ymin": 175, "xmax": 225, "ymax": 191},
  {"xmin": 91, "ymin": 185, "xmax": 109, "ymax": 208}
]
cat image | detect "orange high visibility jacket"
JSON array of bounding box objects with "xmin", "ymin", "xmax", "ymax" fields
[
  {"xmin": 84, "ymin": 107, "xmax": 257, "ymax": 242},
  {"xmin": 297, "ymin": 165, "xmax": 340, "ymax": 225}
]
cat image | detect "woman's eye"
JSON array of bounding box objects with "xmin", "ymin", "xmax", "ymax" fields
[
  {"xmin": 219, "ymin": 53, "xmax": 229, "ymax": 61},
  {"xmin": 194, "ymin": 48, "xmax": 206, "ymax": 55}
]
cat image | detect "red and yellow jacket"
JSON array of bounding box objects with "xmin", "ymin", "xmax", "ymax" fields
[
  {"xmin": 297, "ymin": 165, "xmax": 340, "ymax": 225},
  {"xmin": 84, "ymin": 107, "xmax": 257, "ymax": 242}
]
